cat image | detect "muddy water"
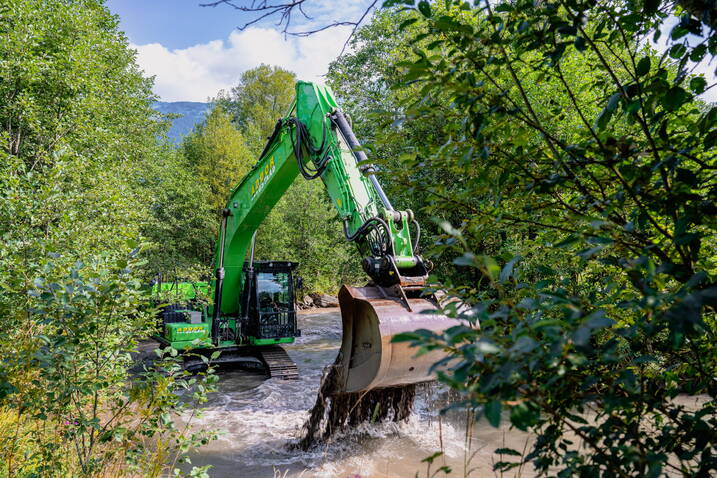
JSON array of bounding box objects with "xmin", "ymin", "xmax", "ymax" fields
[{"xmin": 186, "ymin": 309, "xmax": 535, "ymax": 478}]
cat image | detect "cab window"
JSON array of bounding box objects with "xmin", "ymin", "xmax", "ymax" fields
[{"xmin": 256, "ymin": 272, "xmax": 290, "ymax": 313}]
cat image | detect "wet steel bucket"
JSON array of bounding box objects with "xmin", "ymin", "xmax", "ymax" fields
[{"xmin": 335, "ymin": 285, "xmax": 464, "ymax": 393}]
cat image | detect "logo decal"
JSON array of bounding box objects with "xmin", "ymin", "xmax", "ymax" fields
[
  {"xmin": 251, "ymin": 157, "xmax": 276, "ymax": 198},
  {"xmin": 178, "ymin": 326, "xmax": 204, "ymax": 333}
]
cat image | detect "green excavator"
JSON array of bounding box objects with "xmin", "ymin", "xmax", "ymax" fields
[{"xmin": 154, "ymin": 81, "xmax": 459, "ymax": 393}]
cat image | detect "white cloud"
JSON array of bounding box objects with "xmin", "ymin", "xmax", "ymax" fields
[{"xmin": 132, "ymin": 26, "xmax": 353, "ymax": 102}]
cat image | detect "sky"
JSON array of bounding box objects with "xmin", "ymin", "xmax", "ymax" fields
[
  {"xmin": 107, "ymin": 1, "xmax": 716, "ymax": 103},
  {"xmin": 106, "ymin": 0, "xmax": 375, "ymax": 102}
]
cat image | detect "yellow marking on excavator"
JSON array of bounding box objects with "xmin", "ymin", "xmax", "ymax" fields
[{"xmin": 179, "ymin": 326, "xmax": 203, "ymax": 333}]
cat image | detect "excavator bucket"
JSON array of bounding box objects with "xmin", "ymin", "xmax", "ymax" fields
[{"xmin": 335, "ymin": 285, "xmax": 463, "ymax": 393}]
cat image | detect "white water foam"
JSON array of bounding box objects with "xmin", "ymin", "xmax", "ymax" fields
[{"xmin": 181, "ymin": 310, "xmax": 519, "ymax": 478}]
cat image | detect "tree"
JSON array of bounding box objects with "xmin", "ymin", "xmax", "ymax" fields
[
  {"xmin": 183, "ymin": 106, "xmax": 254, "ymax": 215},
  {"xmin": 215, "ymin": 64, "xmax": 296, "ymax": 155},
  {"xmin": 384, "ymin": 1, "xmax": 717, "ymax": 475},
  {"xmin": 200, "ymin": 0, "xmax": 380, "ymax": 45},
  {"xmin": 254, "ymin": 178, "xmax": 364, "ymax": 293},
  {"xmin": 139, "ymin": 145, "xmax": 217, "ymax": 278},
  {"xmin": 0, "ymin": 1, "xmax": 215, "ymax": 475},
  {"xmin": 327, "ymin": 9, "xmax": 468, "ymax": 281}
]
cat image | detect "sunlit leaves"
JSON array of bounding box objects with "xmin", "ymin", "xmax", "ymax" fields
[
  {"xmin": 352, "ymin": 0, "xmax": 717, "ymax": 475},
  {"xmin": 0, "ymin": 1, "xmax": 219, "ymax": 475}
]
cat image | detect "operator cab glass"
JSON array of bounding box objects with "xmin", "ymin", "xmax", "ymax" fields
[
  {"xmin": 241, "ymin": 261, "xmax": 300, "ymax": 342},
  {"xmin": 257, "ymin": 271, "xmax": 291, "ymax": 314}
]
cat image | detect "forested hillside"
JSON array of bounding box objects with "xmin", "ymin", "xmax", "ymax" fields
[{"xmin": 152, "ymin": 101, "xmax": 210, "ymax": 143}]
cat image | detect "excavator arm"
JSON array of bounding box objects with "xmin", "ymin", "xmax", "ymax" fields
[
  {"xmin": 213, "ymin": 81, "xmax": 427, "ymax": 320},
  {"xmin": 203, "ymin": 81, "xmax": 459, "ymax": 392}
]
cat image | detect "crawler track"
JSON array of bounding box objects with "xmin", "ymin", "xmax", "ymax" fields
[{"xmin": 259, "ymin": 345, "xmax": 299, "ymax": 380}]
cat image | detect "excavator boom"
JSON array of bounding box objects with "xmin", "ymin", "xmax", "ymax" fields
[
  {"xmin": 160, "ymin": 81, "xmax": 460, "ymax": 393},
  {"xmin": 213, "ymin": 82, "xmax": 426, "ymax": 318}
]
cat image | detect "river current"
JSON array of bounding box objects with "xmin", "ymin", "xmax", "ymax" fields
[{"xmin": 184, "ymin": 309, "xmax": 535, "ymax": 478}]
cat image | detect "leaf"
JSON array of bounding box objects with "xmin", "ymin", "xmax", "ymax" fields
[
  {"xmin": 476, "ymin": 340, "xmax": 501, "ymax": 354},
  {"xmin": 606, "ymin": 92, "xmax": 621, "ymax": 111},
  {"xmin": 636, "ymin": 56, "xmax": 651, "ymax": 76},
  {"xmin": 578, "ymin": 246, "xmax": 603, "ymax": 259},
  {"xmin": 595, "ymin": 93, "xmax": 621, "ymax": 130},
  {"xmin": 574, "ymin": 36, "xmax": 587, "ymax": 51},
  {"xmin": 494, "ymin": 461, "xmax": 521, "ymax": 471},
  {"xmin": 690, "ymin": 44, "xmax": 707, "ymax": 62},
  {"xmin": 495, "ymin": 447, "xmax": 522, "ymax": 456},
  {"xmin": 669, "ymin": 43, "xmax": 687, "ymax": 59},
  {"xmin": 391, "ymin": 332, "xmax": 423, "ymax": 343},
  {"xmin": 706, "ymin": 130, "xmax": 717, "ymax": 149},
  {"xmin": 436, "ymin": 219, "xmax": 462, "ymax": 237},
  {"xmin": 399, "ymin": 18, "xmax": 419, "ymax": 31},
  {"xmin": 554, "ymin": 235, "xmax": 581, "ymax": 248},
  {"xmin": 690, "ymin": 76, "xmax": 707, "ymax": 94},
  {"xmin": 509, "ymin": 336, "xmax": 538, "ymax": 354},
  {"xmin": 625, "ymin": 99, "xmax": 641, "ymax": 113},
  {"xmin": 646, "ymin": 464, "xmax": 662, "ymax": 478},
  {"xmin": 421, "ymin": 451, "xmax": 443, "ymax": 463},
  {"xmin": 445, "ymin": 325, "xmax": 477, "ymax": 343},
  {"xmin": 453, "ymin": 253, "xmax": 476, "ymax": 267},
  {"xmin": 662, "ymin": 86, "xmax": 688, "ymax": 111},
  {"xmin": 585, "ymin": 314, "xmax": 615, "ymax": 329},
  {"xmin": 671, "ymin": 25, "xmax": 689, "ymax": 40},
  {"xmin": 417, "ymin": 0, "xmax": 431, "ymax": 17},
  {"xmin": 510, "ymin": 402, "xmax": 539, "ymax": 431},
  {"xmin": 480, "ymin": 255, "xmax": 501, "ymax": 280},
  {"xmin": 484, "ymin": 400, "xmax": 502, "ymax": 427},
  {"xmin": 499, "ymin": 256, "xmax": 522, "ymax": 283},
  {"xmin": 532, "ymin": 319, "xmax": 565, "ymax": 329}
]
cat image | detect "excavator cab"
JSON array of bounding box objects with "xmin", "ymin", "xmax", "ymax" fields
[{"xmin": 239, "ymin": 261, "xmax": 300, "ymax": 345}]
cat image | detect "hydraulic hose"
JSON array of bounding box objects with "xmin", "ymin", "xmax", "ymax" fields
[
  {"xmin": 343, "ymin": 216, "xmax": 395, "ymax": 258},
  {"xmin": 411, "ymin": 219, "xmax": 421, "ymax": 254},
  {"xmin": 287, "ymin": 117, "xmax": 331, "ymax": 180}
]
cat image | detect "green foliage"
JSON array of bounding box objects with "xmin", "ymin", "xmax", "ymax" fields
[
  {"xmin": 0, "ymin": 0, "xmax": 160, "ymax": 169},
  {"xmin": 340, "ymin": 1, "xmax": 717, "ymax": 475},
  {"xmin": 0, "ymin": 0, "xmax": 216, "ymax": 475},
  {"xmin": 327, "ymin": 10, "xmax": 467, "ymax": 281},
  {"xmin": 182, "ymin": 106, "xmax": 253, "ymax": 215},
  {"xmin": 215, "ymin": 64, "xmax": 297, "ymax": 155},
  {"xmin": 254, "ymin": 179, "xmax": 363, "ymax": 293},
  {"xmin": 139, "ymin": 145, "xmax": 216, "ymax": 279}
]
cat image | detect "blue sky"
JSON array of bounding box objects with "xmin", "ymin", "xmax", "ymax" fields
[
  {"xmin": 106, "ymin": 1, "xmax": 716, "ymax": 103},
  {"xmin": 105, "ymin": 0, "xmax": 376, "ymax": 102},
  {"xmin": 106, "ymin": 0, "xmax": 254, "ymax": 50}
]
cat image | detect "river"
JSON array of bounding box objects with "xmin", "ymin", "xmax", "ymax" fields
[{"xmin": 185, "ymin": 308, "xmax": 535, "ymax": 478}]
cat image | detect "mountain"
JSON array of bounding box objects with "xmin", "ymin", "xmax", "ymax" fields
[{"xmin": 153, "ymin": 101, "xmax": 211, "ymax": 143}]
